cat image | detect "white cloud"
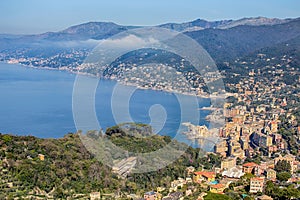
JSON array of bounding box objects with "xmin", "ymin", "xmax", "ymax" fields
[{"xmin": 102, "ymin": 34, "xmax": 160, "ymax": 49}]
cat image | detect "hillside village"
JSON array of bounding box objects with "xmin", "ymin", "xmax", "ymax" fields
[
  {"xmin": 0, "ymin": 51, "xmax": 299, "ymax": 200},
  {"xmin": 0, "ymin": 17, "xmax": 300, "ymax": 200}
]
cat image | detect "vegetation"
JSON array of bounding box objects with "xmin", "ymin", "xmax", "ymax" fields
[
  {"xmin": 274, "ymin": 160, "xmax": 291, "ymax": 173},
  {"xmin": 203, "ymin": 192, "xmax": 233, "ymax": 200},
  {"xmin": 0, "ymin": 124, "xmax": 221, "ymax": 198},
  {"xmin": 265, "ymin": 181, "xmax": 300, "ymax": 200}
]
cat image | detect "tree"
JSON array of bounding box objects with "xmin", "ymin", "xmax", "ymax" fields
[
  {"xmin": 204, "ymin": 192, "xmax": 233, "ymax": 200},
  {"xmin": 275, "ymin": 160, "xmax": 291, "ymax": 173},
  {"xmin": 265, "ymin": 181, "xmax": 276, "ymax": 196},
  {"xmin": 2, "ymin": 135, "xmax": 12, "ymax": 144},
  {"xmin": 276, "ymin": 172, "xmax": 291, "ymax": 182}
]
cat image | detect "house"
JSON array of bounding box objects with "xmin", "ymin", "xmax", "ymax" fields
[
  {"xmin": 126, "ymin": 194, "xmax": 140, "ymax": 199},
  {"xmin": 38, "ymin": 154, "xmax": 45, "ymax": 161},
  {"xmin": 197, "ymin": 192, "xmax": 207, "ymax": 200},
  {"xmin": 221, "ymin": 157, "xmax": 236, "ymax": 170},
  {"xmin": 168, "ymin": 192, "xmax": 184, "ymax": 200},
  {"xmin": 90, "ymin": 192, "xmax": 101, "ymax": 200},
  {"xmin": 255, "ymin": 162, "xmax": 267, "ymax": 176},
  {"xmin": 186, "ymin": 166, "xmax": 195, "ymax": 176},
  {"xmin": 156, "ymin": 187, "xmax": 165, "ymax": 193},
  {"xmin": 169, "ymin": 178, "xmax": 186, "ymax": 192},
  {"xmin": 210, "ymin": 183, "xmax": 227, "ymax": 194},
  {"xmin": 144, "ymin": 191, "xmax": 157, "ymax": 200},
  {"xmin": 193, "ymin": 171, "xmax": 216, "ymax": 183},
  {"xmin": 222, "ymin": 166, "xmax": 245, "ymax": 179},
  {"xmin": 256, "ymin": 195, "xmax": 273, "ymax": 200},
  {"xmin": 214, "ymin": 139, "xmax": 228, "ymax": 157},
  {"xmin": 250, "ymin": 177, "xmax": 265, "ymax": 193},
  {"xmin": 265, "ymin": 169, "xmax": 276, "ymax": 181},
  {"xmin": 243, "ymin": 162, "xmax": 257, "ymax": 174}
]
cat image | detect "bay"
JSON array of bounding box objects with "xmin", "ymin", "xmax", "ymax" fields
[{"xmin": 0, "ymin": 63, "xmax": 213, "ymax": 149}]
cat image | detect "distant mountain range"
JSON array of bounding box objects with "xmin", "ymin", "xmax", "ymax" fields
[
  {"xmin": 0, "ymin": 17, "xmax": 299, "ymax": 63},
  {"xmin": 7, "ymin": 17, "xmax": 295, "ymax": 41},
  {"xmin": 159, "ymin": 17, "xmax": 292, "ymax": 32}
]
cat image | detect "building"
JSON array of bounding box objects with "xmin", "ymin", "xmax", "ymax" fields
[
  {"xmin": 221, "ymin": 157, "xmax": 236, "ymax": 170},
  {"xmin": 144, "ymin": 191, "xmax": 157, "ymax": 200},
  {"xmin": 269, "ymin": 121, "xmax": 278, "ymax": 133},
  {"xmin": 240, "ymin": 136, "xmax": 249, "ymax": 150},
  {"xmin": 169, "ymin": 178, "xmax": 186, "ymax": 192},
  {"xmin": 168, "ymin": 192, "xmax": 184, "ymax": 200},
  {"xmin": 256, "ymin": 195, "xmax": 273, "ymax": 200},
  {"xmin": 193, "ymin": 171, "xmax": 216, "ymax": 183},
  {"xmin": 243, "ymin": 162, "xmax": 258, "ymax": 174},
  {"xmin": 186, "ymin": 166, "xmax": 195, "ymax": 176},
  {"xmin": 255, "ymin": 162, "xmax": 267, "ymax": 176},
  {"xmin": 38, "ymin": 154, "xmax": 45, "ymax": 161},
  {"xmin": 90, "ymin": 192, "xmax": 101, "ymax": 200},
  {"xmin": 228, "ymin": 140, "xmax": 245, "ymax": 158},
  {"xmin": 222, "ymin": 167, "xmax": 245, "ymax": 179},
  {"xmin": 214, "ymin": 139, "xmax": 228, "ymax": 157},
  {"xmin": 251, "ymin": 133, "xmax": 273, "ymax": 147},
  {"xmin": 250, "ymin": 177, "xmax": 265, "ymax": 193},
  {"xmin": 210, "ymin": 183, "xmax": 226, "ymax": 194},
  {"xmin": 265, "ymin": 169, "xmax": 276, "ymax": 181}
]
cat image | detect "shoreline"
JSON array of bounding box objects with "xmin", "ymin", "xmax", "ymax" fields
[{"xmin": 1, "ymin": 61, "xmax": 227, "ymax": 100}]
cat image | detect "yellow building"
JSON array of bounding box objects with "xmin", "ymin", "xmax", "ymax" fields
[
  {"xmin": 266, "ymin": 169, "xmax": 276, "ymax": 181},
  {"xmin": 221, "ymin": 157, "xmax": 236, "ymax": 170},
  {"xmin": 210, "ymin": 184, "xmax": 226, "ymax": 194},
  {"xmin": 38, "ymin": 154, "xmax": 45, "ymax": 161},
  {"xmin": 193, "ymin": 171, "xmax": 216, "ymax": 183}
]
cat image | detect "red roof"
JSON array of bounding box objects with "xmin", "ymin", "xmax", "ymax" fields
[
  {"xmin": 251, "ymin": 177, "xmax": 265, "ymax": 181},
  {"xmin": 194, "ymin": 171, "xmax": 216, "ymax": 178},
  {"xmin": 211, "ymin": 184, "xmax": 225, "ymax": 189},
  {"xmin": 243, "ymin": 162, "xmax": 258, "ymax": 167}
]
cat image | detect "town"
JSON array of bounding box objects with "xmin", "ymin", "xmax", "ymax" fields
[{"xmin": 0, "ymin": 50, "xmax": 299, "ymax": 199}]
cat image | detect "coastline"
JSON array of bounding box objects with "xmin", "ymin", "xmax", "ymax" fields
[{"xmin": 1, "ymin": 61, "xmax": 227, "ymax": 100}]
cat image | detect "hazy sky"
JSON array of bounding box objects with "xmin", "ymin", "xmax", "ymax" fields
[{"xmin": 0, "ymin": 0, "xmax": 299, "ymax": 34}]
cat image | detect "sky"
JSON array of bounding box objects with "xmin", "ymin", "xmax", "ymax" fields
[{"xmin": 0, "ymin": 0, "xmax": 299, "ymax": 34}]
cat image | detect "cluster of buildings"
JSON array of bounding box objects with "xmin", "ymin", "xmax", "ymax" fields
[
  {"xmin": 88, "ymin": 53, "xmax": 300, "ymax": 200},
  {"xmin": 2, "ymin": 49, "xmax": 88, "ymax": 70}
]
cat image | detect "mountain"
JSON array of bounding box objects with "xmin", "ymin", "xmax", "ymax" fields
[
  {"xmin": 1, "ymin": 17, "xmax": 292, "ymax": 42},
  {"xmin": 24, "ymin": 22, "xmax": 139, "ymax": 41},
  {"xmin": 217, "ymin": 17, "xmax": 292, "ymax": 29},
  {"xmin": 186, "ymin": 18, "xmax": 300, "ymax": 62},
  {"xmin": 159, "ymin": 17, "xmax": 290, "ymax": 32},
  {"xmin": 0, "ymin": 17, "xmax": 299, "ymax": 64},
  {"xmin": 159, "ymin": 18, "xmax": 233, "ymax": 32}
]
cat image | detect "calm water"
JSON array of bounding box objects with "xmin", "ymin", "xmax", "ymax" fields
[{"xmin": 0, "ymin": 63, "xmax": 213, "ymax": 148}]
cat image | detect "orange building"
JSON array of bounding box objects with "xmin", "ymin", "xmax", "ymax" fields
[
  {"xmin": 193, "ymin": 171, "xmax": 216, "ymax": 183},
  {"xmin": 210, "ymin": 184, "xmax": 227, "ymax": 194},
  {"xmin": 243, "ymin": 162, "xmax": 258, "ymax": 174}
]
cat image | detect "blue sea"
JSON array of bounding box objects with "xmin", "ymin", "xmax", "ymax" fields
[{"xmin": 0, "ymin": 63, "xmax": 213, "ymax": 149}]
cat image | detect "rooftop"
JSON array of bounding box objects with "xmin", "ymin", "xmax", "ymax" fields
[
  {"xmin": 243, "ymin": 162, "xmax": 258, "ymax": 167},
  {"xmin": 194, "ymin": 171, "xmax": 216, "ymax": 179}
]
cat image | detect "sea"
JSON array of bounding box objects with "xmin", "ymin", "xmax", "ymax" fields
[{"xmin": 0, "ymin": 62, "xmax": 215, "ymax": 150}]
